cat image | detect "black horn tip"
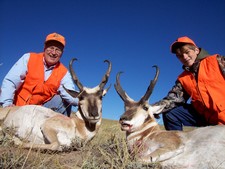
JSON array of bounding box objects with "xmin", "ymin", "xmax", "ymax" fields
[
  {"xmin": 116, "ymin": 71, "xmax": 124, "ymax": 78},
  {"xmin": 70, "ymin": 58, "xmax": 78, "ymax": 64},
  {"xmin": 115, "ymin": 71, "xmax": 124, "ymax": 86},
  {"xmin": 104, "ymin": 60, "xmax": 110, "ymax": 64},
  {"xmin": 72, "ymin": 58, "xmax": 78, "ymax": 61},
  {"xmin": 104, "ymin": 60, "xmax": 112, "ymax": 69},
  {"xmin": 152, "ymin": 65, "xmax": 159, "ymax": 74}
]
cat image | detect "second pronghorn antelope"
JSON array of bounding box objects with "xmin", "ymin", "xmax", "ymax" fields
[
  {"xmin": 0, "ymin": 58, "xmax": 112, "ymax": 151},
  {"xmin": 114, "ymin": 66, "xmax": 225, "ymax": 169}
]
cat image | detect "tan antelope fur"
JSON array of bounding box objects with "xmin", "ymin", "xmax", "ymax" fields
[
  {"xmin": 114, "ymin": 66, "xmax": 225, "ymax": 169},
  {"xmin": 0, "ymin": 58, "xmax": 112, "ymax": 151}
]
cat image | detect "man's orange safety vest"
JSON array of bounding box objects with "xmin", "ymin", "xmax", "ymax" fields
[
  {"xmin": 178, "ymin": 54, "xmax": 225, "ymax": 124},
  {"xmin": 14, "ymin": 52, "xmax": 67, "ymax": 106}
]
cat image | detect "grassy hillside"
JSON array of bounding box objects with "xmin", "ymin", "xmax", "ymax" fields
[{"xmin": 0, "ymin": 118, "xmax": 163, "ymax": 169}]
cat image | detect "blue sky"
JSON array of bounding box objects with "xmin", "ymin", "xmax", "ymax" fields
[{"xmin": 0, "ymin": 0, "xmax": 225, "ymax": 123}]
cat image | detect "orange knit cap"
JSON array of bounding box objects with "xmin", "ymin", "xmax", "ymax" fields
[
  {"xmin": 45, "ymin": 32, "xmax": 66, "ymax": 47},
  {"xmin": 170, "ymin": 36, "xmax": 197, "ymax": 53}
]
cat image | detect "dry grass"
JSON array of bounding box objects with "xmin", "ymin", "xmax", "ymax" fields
[{"xmin": 0, "ymin": 117, "xmax": 163, "ymax": 169}]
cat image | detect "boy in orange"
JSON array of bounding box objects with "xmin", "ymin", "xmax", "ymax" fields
[{"xmin": 155, "ymin": 36, "xmax": 225, "ymax": 130}]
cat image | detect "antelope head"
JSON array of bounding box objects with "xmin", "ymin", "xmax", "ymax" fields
[
  {"xmin": 114, "ymin": 66, "xmax": 164, "ymax": 134},
  {"xmin": 64, "ymin": 58, "xmax": 112, "ymax": 124}
]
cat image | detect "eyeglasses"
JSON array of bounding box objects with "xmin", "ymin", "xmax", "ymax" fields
[{"xmin": 46, "ymin": 46, "xmax": 63, "ymax": 55}]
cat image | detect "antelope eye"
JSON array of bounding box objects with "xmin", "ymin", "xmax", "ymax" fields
[
  {"xmin": 143, "ymin": 106, "xmax": 148, "ymax": 111},
  {"xmin": 99, "ymin": 95, "xmax": 103, "ymax": 99}
]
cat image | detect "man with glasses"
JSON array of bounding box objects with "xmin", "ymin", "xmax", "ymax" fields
[{"xmin": 0, "ymin": 33, "xmax": 78, "ymax": 116}]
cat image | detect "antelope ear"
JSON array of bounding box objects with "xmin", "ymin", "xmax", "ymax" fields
[
  {"xmin": 63, "ymin": 85, "xmax": 80, "ymax": 98},
  {"xmin": 102, "ymin": 84, "xmax": 111, "ymax": 96},
  {"xmin": 150, "ymin": 104, "xmax": 165, "ymax": 115}
]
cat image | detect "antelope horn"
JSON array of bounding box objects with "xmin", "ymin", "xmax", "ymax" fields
[
  {"xmin": 114, "ymin": 72, "xmax": 132, "ymax": 102},
  {"xmin": 140, "ymin": 65, "xmax": 159, "ymax": 102},
  {"xmin": 69, "ymin": 58, "xmax": 83, "ymax": 90},
  {"xmin": 99, "ymin": 60, "xmax": 112, "ymax": 89}
]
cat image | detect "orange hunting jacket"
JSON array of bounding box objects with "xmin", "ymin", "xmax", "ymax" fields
[
  {"xmin": 178, "ymin": 54, "xmax": 225, "ymax": 124},
  {"xmin": 14, "ymin": 52, "xmax": 67, "ymax": 106}
]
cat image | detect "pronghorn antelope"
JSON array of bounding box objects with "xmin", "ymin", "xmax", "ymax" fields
[
  {"xmin": 114, "ymin": 66, "xmax": 225, "ymax": 169},
  {"xmin": 0, "ymin": 58, "xmax": 111, "ymax": 151}
]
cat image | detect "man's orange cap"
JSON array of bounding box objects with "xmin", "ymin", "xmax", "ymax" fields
[
  {"xmin": 170, "ymin": 36, "xmax": 197, "ymax": 54},
  {"xmin": 45, "ymin": 32, "xmax": 66, "ymax": 47}
]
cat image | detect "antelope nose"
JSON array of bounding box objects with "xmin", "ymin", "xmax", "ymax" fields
[
  {"xmin": 119, "ymin": 115, "xmax": 126, "ymax": 121},
  {"xmin": 91, "ymin": 111, "xmax": 98, "ymax": 117}
]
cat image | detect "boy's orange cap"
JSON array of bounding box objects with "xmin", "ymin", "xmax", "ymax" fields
[
  {"xmin": 170, "ymin": 36, "xmax": 197, "ymax": 53},
  {"xmin": 45, "ymin": 32, "xmax": 66, "ymax": 47}
]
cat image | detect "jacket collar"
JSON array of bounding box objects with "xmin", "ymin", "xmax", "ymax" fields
[{"xmin": 196, "ymin": 48, "xmax": 210, "ymax": 60}]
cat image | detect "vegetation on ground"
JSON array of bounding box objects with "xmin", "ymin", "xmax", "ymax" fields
[{"xmin": 0, "ymin": 117, "xmax": 163, "ymax": 169}]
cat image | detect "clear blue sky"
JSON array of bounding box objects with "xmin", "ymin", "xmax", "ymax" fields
[{"xmin": 0, "ymin": 0, "xmax": 225, "ymax": 123}]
